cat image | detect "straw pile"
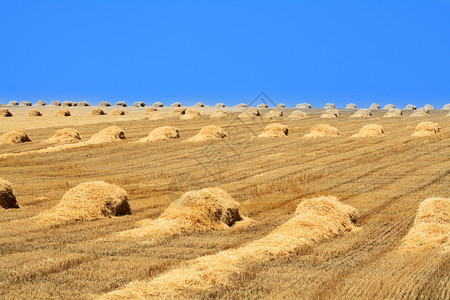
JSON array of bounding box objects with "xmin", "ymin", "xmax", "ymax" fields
[
  {"xmin": 258, "ymin": 123, "xmax": 288, "ymax": 138},
  {"xmin": 44, "ymin": 128, "xmax": 81, "ymax": 144},
  {"xmin": 49, "ymin": 101, "xmax": 60, "ymax": 106},
  {"xmin": 412, "ymin": 122, "xmax": 440, "ymax": 136},
  {"xmin": 351, "ymin": 124, "xmax": 385, "ymax": 138},
  {"xmin": 369, "ymin": 103, "xmax": 380, "ymax": 109},
  {"xmin": 210, "ymin": 110, "xmax": 229, "ymax": 119},
  {"xmin": 187, "ymin": 125, "xmax": 227, "ymax": 142},
  {"xmin": 171, "ymin": 102, "xmax": 182, "ymax": 107},
  {"xmin": 400, "ymin": 197, "xmax": 449, "ymax": 252},
  {"xmin": 0, "ymin": 109, "xmax": 13, "ymax": 117},
  {"xmin": 180, "ymin": 109, "xmax": 200, "ymax": 120},
  {"xmin": 442, "ymin": 104, "xmax": 450, "ymax": 110},
  {"xmin": 383, "ymin": 104, "xmax": 395, "ymax": 109},
  {"xmin": 91, "ymin": 108, "xmax": 106, "ymax": 115},
  {"xmin": 77, "ymin": 101, "xmax": 90, "ymax": 106},
  {"xmin": 345, "ymin": 103, "xmax": 357, "ymax": 109},
  {"xmin": 137, "ymin": 126, "xmax": 180, "ymax": 142},
  {"xmin": 264, "ymin": 110, "xmax": 283, "ymax": 119},
  {"xmin": 144, "ymin": 107, "xmax": 158, "ymax": 114},
  {"xmin": 55, "ymin": 110, "xmax": 71, "ymax": 116},
  {"xmin": 88, "ymin": 126, "xmax": 126, "ymax": 143},
  {"xmin": 384, "ymin": 109, "xmax": 403, "ymax": 117},
  {"xmin": 350, "ymin": 109, "xmax": 372, "ymax": 118},
  {"xmin": 19, "ymin": 101, "xmax": 32, "ymax": 106},
  {"xmin": 34, "ymin": 100, "xmax": 46, "ymax": 106},
  {"xmin": 404, "ymin": 104, "xmax": 417, "ymax": 110},
  {"xmin": 0, "ymin": 178, "xmax": 19, "ymax": 209},
  {"xmin": 410, "ymin": 108, "xmax": 430, "ymax": 117},
  {"xmin": 147, "ymin": 111, "xmax": 165, "ymax": 120},
  {"xmin": 152, "ymin": 102, "xmax": 163, "ymax": 107},
  {"xmin": 257, "ymin": 103, "xmax": 268, "ymax": 108},
  {"xmin": 304, "ymin": 124, "xmax": 340, "ymax": 138},
  {"xmin": 111, "ymin": 109, "xmax": 126, "ymax": 115},
  {"xmin": 34, "ymin": 181, "xmax": 130, "ymax": 226},
  {"xmin": 276, "ymin": 103, "xmax": 285, "ymax": 108},
  {"xmin": 7, "ymin": 101, "xmax": 18, "ymax": 106},
  {"xmin": 170, "ymin": 108, "xmax": 186, "ymax": 115},
  {"xmin": 296, "ymin": 103, "xmax": 311, "ymax": 109},
  {"xmin": 0, "ymin": 130, "xmax": 32, "ymax": 145},
  {"xmin": 61, "ymin": 101, "xmax": 77, "ymax": 106},
  {"xmin": 194, "ymin": 102, "xmax": 204, "ymax": 107},
  {"xmin": 235, "ymin": 103, "xmax": 248, "ymax": 108},
  {"xmin": 288, "ymin": 110, "xmax": 307, "ymax": 119},
  {"xmin": 102, "ymin": 196, "xmax": 357, "ymax": 299},
  {"xmin": 239, "ymin": 107, "xmax": 260, "ymax": 119},
  {"xmin": 133, "ymin": 101, "xmax": 146, "ymax": 107},
  {"xmin": 215, "ymin": 103, "xmax": 225, "ymax": 107},
  {"xmin": 27, "ymin": 109, "xmax": 43, "ymax": 116},
  {"xmin": 423, "ymin": 104, "xmax": 434, "ymax": 110},
  {"xmin": 324, "ymin": 103, "xmax": 335, "ymax": 109},
  {"xmin": 115, "ymin": 101, "xmax": 127, "ymax": 107},
  {"xmin": 99, "ymin": 101, "xmax": 112, "ymax": 106},
  {"xmin": 320, "ymin": 109, "xmax": 340, "ymax": 118}
]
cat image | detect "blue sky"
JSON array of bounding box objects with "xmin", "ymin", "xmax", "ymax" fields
[{"xmin": 1, "ymin": 0, "xmax": 449, "ymax": 108}]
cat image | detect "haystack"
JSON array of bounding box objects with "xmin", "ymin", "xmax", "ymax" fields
[
  {"xmin": 147, "ymin": 111, "xmax": 165, "ymax": 120},
  {"xmin": 276, "ymin": 103, "xmax": 285, "ymax": 108},
  {"xmin": 194, "ymin": 102, "xmax": 204, "ymax": 107},
  {"xmin": 235, "ymin": 103, "xmax": 248, "ymax": 108},
  {"xmin": 27, "ymin": 109, "xmax": 42, "ymax": 117},
  {"xmin": 412, "ymin": 122, "xmax": 440, "ymax": 136},
  {"xmin": 171, "ymin": 102, "xmax": 182, "ymax": 107},
  {"xmin": 258, "ymin": 123, "xmax": 288, "ymax": 137},
  {"xmin": 264, "ymin": 109, "xmax": 283, "ymax": 119},
  {"xmin": 423, "ymin": 104, "xmax": 434, "ymax": 110},
  {"xmin": 111, "ymin": 109, "xmax": 126, "ymax": 115},
  {"xmin": 215, "ymin": 103, "xmax": 225, "ymax": 107},
  {"xmin": 144, "ymin": 107, "xmax": 158, "ymax": 114},
  {"xmin": 351, "ymin": 124, "xmax": 385, "ymax": 138},
  {"xmin": 345, "ymin": 103, "xmax": 357, "ymax": 109},
  {"xmin": 19, "ymin": 101, "xmax": 31, "ymax": 106},
  {"xmin": 137, "ymin": 126, "xmax": 180, "ymax": 142},
  {"xmin": 49, "ymin": 100, "xmax": 60, "ymax": 106},
  {"xmin": 257, "ymin": 103, "xmax": 268, "ymax": 108},
  {"xmin": 34, "ymin": 181, "xmax": 130, "ymax": 226},
  {"xmin": 62, "ymin": 101, "xmax": 77, "ymax": 106},
  {"xmin": 210, "ymin": 110, "xmax": 229, "ymax": 119},
  {"xmin": 7, "ymin": 101, "xmax": 18, "ymax": 106},
  {"xmin": 383, "ymin": 104, "xmax": 395, "ymax": 109},
  {"xmin": 99, "ymin": 101, "xmax": 112, "ymax": 106},
  {"xmin": 239, "ymin": 107, "xmax": 260, "ymax": 119},
  {"xmin": 187, "ymin": 125, "xmax": 227, "ymax": 142},
  {"xmin": 369, "ymin": 103, "xmax": 380, "ymax": 109},
  {"xmin": 400, "ymin": 197, "xmax": 449, "ymax": 252},
  {"xmin": 288, "ymin": 110, "xmax": 307, "ymax": 119},
  {"xmin": 0, "ymin": 109, "xmax": 13, "ymax": 117},
  {"xmin": 324, "ymin": 103, "xmax": 335, "ymax": 109},
  {"xmin": 296, "ymin": 103, "xmax": 311, "ymax": 109},
  {"xmin": 0, "ymin": 130, "xmax": 32, "ymax": 145},
  {"xmin": 320, "ymin": 109, "xmax": 340, "ymax": 118},
  {"xmin": 77, "ymin": 101, "xmax": 90, "ymax": 106},
  {"xmin": 152, "ymin": 102, "xmax": 164, "ymax": 107},
  {"xmin": 133, "ymin": 101, "xmax": 146, "ymax": 107},
  {"xmin": 115, "ymin": 101, "xmax": 127, "ymax": 107},
  {"xmin": 442, "ymin": 104, "xmax": 450, "ymax": 110},
  {"xmin": 350, "ymin": 109, "xmax": 372, "ymax": 118},
  {"xmin": 384, "ymin": 109, "xmax": 403, "ymax": 117},
  {"xmin": 88, "ymin": 126, "xmax": 126, "ymax": 143},
  {"xmin": 180, "ymin": 109, "xmax": 200, "ymax": 120},
  {"xmin": 44, "ymin": 128, "xmax": 81, "ymax": 144},
  {"xmin": 91, "ymin": 108, "xmax": 106, "ymax": 115},
  {"xmin": 0, "ymin": 179, "xmax": 19, "ymax": 209},
  {"xmin": 304, "ymin": 124, "xmax": 340, "ymax": 138},
  {"xmin": 34, "ymin": 100, "xmax": 46, "ymax": 106},
  {"xmin": 404, "ymin": 104, "xmax": 417, "ymax": 110},
  {"xmin": 54, "ymin": 110, "xmax": 71, "ymax": 116},
  {"xmin": 170, "ymin": 107, "xmax": 186, "ymax": 115},
  {"xmin": 410, "ymin": 108, "xmax": 430, "ymax": 117}
]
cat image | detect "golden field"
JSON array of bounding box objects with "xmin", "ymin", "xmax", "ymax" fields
[{"xmin": 0, "ymin": 106, "xmax": 449, "ymax": 299}]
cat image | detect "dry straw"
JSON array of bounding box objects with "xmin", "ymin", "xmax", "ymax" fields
[
  {"xmin": 27, "ymin": 110, "xmax": 42, "ymax": 117},
  {"xmin": 147, "ymin": 111, "xmax": 165, "ymax": 120},
  {"xmin": 0, "ymin": 178, "xmax": 19, "ymax": 209},
  {"xmin": 88, "ymin": 126, "xmax": 126, "ymax": 144},
  {"xmin": 144, "ymin": 107, "xmax": 158, "ymax": 114},
  {"xmin": 350, "ymin": 109, "xmax": 372, "ymax": 118},
  {"xmin": 101, "ymin": 196, "xmax": 358, "ymax": 299},
  {"xmin": 412, "ymin": 122, "xmax": 440, "ymax": 137},
  {"xmin": 239, "ymin": 107, "xmax": 260, "ymax": 119},
  {"xmin": 194, "ymin": 102, "xmax": 204, "ymax": 107},
  {"xmin": 257, "ymin": 103, "xmax": 268, "ymax": 108},
  {"xmin": 400, "ymin": 197, "xmax": 449, "ymax": 253},
  {"xmin": 258, "ymin": 123, "xmax": 288, "ymax": 138},
  {"xmin": 136, "ymin": 126, "xmax": 180, "ymax": 142},
  {"xmin": 170, "ymin": 108, "xmax": 186, "ymax": 115},
  {"xmin": 304, "ymin": 124, "xmax": 340, "ymax": 138},
  {"xmin": 345, "ymin": 103, "xmax": 357, "ymax": 109},
  {"xmin": 180, "ymin": 109, "xmax": 201, "ymax": 120},
  {"xmin": 384, "ymin": 109, "xmax": 403, "ymax": 117},
  {"xmin": 320, "ymin": 109, "xmax": 340, "ymax": 118},
  {"xmin": 0, "ymin": 130, "xmax": 31, "ymax": 145},
  {"xmin": 383, "ymin": 104, "xmax": 396, "ymax": 109},
  {"xmin": 0, "ymin": 109, "xmax": 13, "ymax": 117},
  {"xmin": 351, "ymin": 124, "xmax": 385, "ymax": 138},
  {"xmin": 43, "ymin": 128, "xmax": 81, "ymax": 144},
  {"xmin": 186, "ymin": 125, "xmax": 228, "ymax": 142},
  {"xmin": 55, "ymin": 110, "xmax": 71, "ymax": 116},
  {"xmin": 34, "ymin": 181, "xmax": 130, "ymax": 226},
  {"xmin": 91, "ymin": 108, "xmax": 107, "ymax": 115},
  {"xmin": 288, "ymin": 110, "xmax": 308, "ymax": 119},
  {"xmin": 210, "ymin": 110, "xmax": 229, "ymax": 119},
  {"xmin": 410, "ymin": 108, "xmax": 430, "ymax": 117},
  {"xmin": 264, "ymin": 110, "xmax": 283, "ymax": 119},
  {"xmin": 111, "ymin": 109, "xmax": 126, "ymax": 115}
]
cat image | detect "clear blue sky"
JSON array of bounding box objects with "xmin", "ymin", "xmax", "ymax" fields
[{"xmin": 1, "ymin": 0, "xmax": 449, "ymax": 108}]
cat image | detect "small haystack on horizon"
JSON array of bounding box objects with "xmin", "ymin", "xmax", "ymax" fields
[
  {"xmin": 412, "ymin": 122, "xmax": 440, "ymax": 136},
  {"xmin": 404, "ymin": 104, "xmax": 417, "ymax": 110},
  {"xmin": 369, "ymin": 103, "xmax": 380, "ymax": 109},
  {"xmin": 187, "ymin": 125, "xmax": 227, "ymax": 142},
  {"xmin": 276, "ymin": 103, "xmax": 285, "ymax": 108},
  {"xmin": 27, "ymin": 109, "xmax": 43, "ymax": 117},
  {"xmin": 0, "ymin": 178, "xmax": 19, "ymax": 209},
  {"xmin": 49, "ymin": 100, "xmax": 60, "ymax": 106},
  {"xmin": 0, "ymin": 109, "xmax": 13, "ymax": 117},
  {"xmin": 383, "ymin": 104, "xmax": 395, "ymax": 109},
  {"xmin": 384, "ymin": 108, "xmax": 403, "ymax": 117},
  {"xmin": 170, "ymin": 107, "xmax": 186, "ymax": 115},
  {"xmin": 77, "ymin": 101, "xmax": 90, "ymax": 106},
  {"xmin": 410, "ymin": 108, "xmax": 430, "ymax": 117},
  {"xmin": 320, "ymin": 109, "xmax": 340, "ymax": 118},
  {"xmin": 194, "ymin": 102, "xmax": 205, "ymax": 107},
  {"xmin": 111, "ymin": 109, "xmax": 126, "ymax": 115},
  {"xmin": 288, "ymin": 110, "xmax": 308, "ymax": 119},
  {"xmin": 210, "ymin": 110, "xmax": 229, "ymax": 119},
  {"xmin": 99, "ymin": 101, "xmax": 112, "ymax": 107},
  {"xmin": 304, "ymin": 124, "xmax": 340, "ymax": 138},
  {"xmin": 91, "ymin": 108, "xmax": 107, "ymax": 115},
  {"xmin": 350, "ymin": 109, "xmax": 372, "ymax": 118},
  {"xmin": 264, "ymin": 109, "xmax": 283, "ymax": 119},
  {"xmin": 257, "ymin": 103, "xmax": 269, "ymax": 108},
  {"xmin": 152, "ymin": 102, "xmax": 164, "ymax": 107},
  {"xmin": 345, "ymin": 103, "xmax": 357, "ymax": 109},
  {"xmin": 34, "ymin": 100, "xmax": 46, "ymax": 106},
  {"xmin": 180, "ymin": 109, "xmax": 201, "ymax": 120},
  {"xmin": 34, "ymin": 181, "xmax": 130, "ymax": 226},
  {"xmin": 324, "ymin": 103, "xmax": 335, "ymax": 109},
  {"xmin": 133, "ymin": 101, "xmax": 146, "ymax": 107},
  {"xmin": 44, "ymin": 128, "xmax": 81, "ymax": 144},
  {"xmin": 351, "ymin": 124, "xmax": 385, "ymax": 138},
  {"xmin": 235, "ymin": 103, "xmax": 248, "ymax": 108},
  {"xmin": 55, "ymin": 110, "xmax": 71, "ymax": 117},
  {"xmin": 62, "ymin": 101, "xmax": 77, "ymax": 107},
  {"xmin": 115, "ymin": 101, "xmax": 127, "ymax": 107},
  {"xmin": 0, "ymin": 130, "xmax": 32, "ymax": 145},
  {"xmin": 144, "ymin": 107, "xmax": 158, "ymax": 114},
  {"xmin": 7, "ymin": 101, "xmax": 18, "ymax": 106},
  {"xmin": 137, "ymin": 126, "xmax": 180, "ymax": 142},
  {"xmin": 400, "ymin": 197, "xmax": 449, "ymax": 252},
  {"xmin": 258, "ymin": 123, "xmax": 288, "ymax": 138},
  {"xmin": 147, "ymin": 111, "xmax": 165, "ymax": 120},
  {"xmin": 88, "ymin": 126, "xmax": 126, "ymax": 143},
  {"xmin": 239, "ymin": 107, "xmax": 260, "ymax": 119},
  {"xmin": 423, "ymin": 104, "xmax": 434, "ymax": 110},
  {"xmin": 171, "ymin": 102, "xmax": 182, "ymax": 107},
  {"xmin": 215, "ymin": 103, "xmax": 225, "ymax": 107},
  {"xmin": 442, "ymin": 103, "xmax": 450, "ymax": 110},
  {"xmin": 19, "ymin": 101, "xmax": 32, "ymax": 106}
]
